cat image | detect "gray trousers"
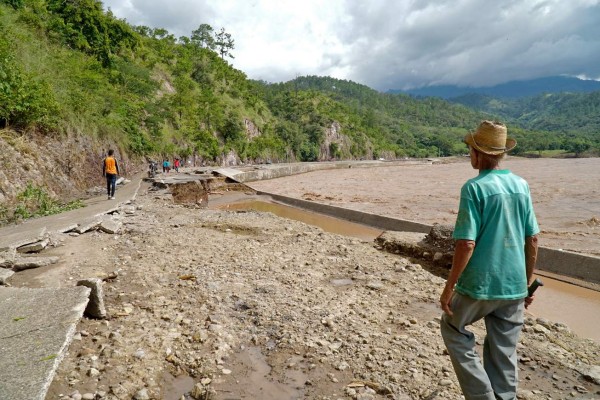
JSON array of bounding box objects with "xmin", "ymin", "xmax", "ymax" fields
[{"xmin": 440, "ymin": 292, "xmax": 524, "ymax": 400}]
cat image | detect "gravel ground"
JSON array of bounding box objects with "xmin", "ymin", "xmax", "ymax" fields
[{"xmin": 10, "ymin": 183, "xmax": 597, "ymax": 400}]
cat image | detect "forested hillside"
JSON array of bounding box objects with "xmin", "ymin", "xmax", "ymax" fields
[
  {"xmin": 452, "ymin": 92, "xmax": 600, "ymax": 155},
  {"xmin": 0, "ymin": 0, "xmax": 598, "ymax": 212}
]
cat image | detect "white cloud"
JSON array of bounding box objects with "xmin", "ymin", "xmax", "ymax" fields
[{"xmin": 102, "ymin": 0, "xmax": 600, "ymax": 91}]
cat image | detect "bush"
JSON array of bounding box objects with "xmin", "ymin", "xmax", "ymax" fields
[{"xmin": 4, "ymin": 182, "xmax": 85, "ymax": 223}]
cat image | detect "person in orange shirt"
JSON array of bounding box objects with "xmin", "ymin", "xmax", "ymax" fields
[{"xmin": 102, "ymin": 149, "xmax": 120, "ymax": 200}]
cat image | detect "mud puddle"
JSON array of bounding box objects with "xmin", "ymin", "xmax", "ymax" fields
[
  {"xmin": 161, "ymin": 373, "xmax": 195, "ymax": 400},
  {"xmin": 218, "ymin": 200, "xmax": 382, "ymax": 241},
  {"xmin": 212, "ymin": 346, "xmax": 306, "ymax": 400}
]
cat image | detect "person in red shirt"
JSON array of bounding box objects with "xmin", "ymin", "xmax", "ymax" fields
[
  {"xmin": 174, "ymin": 158, "xmax": 180, "ymax": 172},
  {"xmin": 102, "ymin": 149, "xmax": 120, "ymax": 200}
]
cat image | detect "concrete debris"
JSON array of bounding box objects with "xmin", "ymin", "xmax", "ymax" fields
[
  {"xmin": 0, "ymin": 249, "xmax": 17, "ymax": 268},
  {"xmin": 376, "ymin": 230, "xmax": 454, "ymax": 268},
  {"xmin": 12, "ymin": 256, "xmax": 60, "ymax": 271},
  {"xmin": 0, "ymin": 227, "xmax": 47, "ymax": 252},
  {"xmin": 0, "ymin": 268, "xmax": 14, "ymax": 285},
  {"xmin": 98, "ymin": 219, "xmax": 122, "ymax": 234},
  {"xmin": 76, "ymin": 278, "xmax": 107, "ymax": 319},
  {"xmin": 17, "ymin": 238, "xmax": 50, "ymax": 254},
  {"xmin": 73, "ymin": 217, "xmax": 102, "ymax": 234}
]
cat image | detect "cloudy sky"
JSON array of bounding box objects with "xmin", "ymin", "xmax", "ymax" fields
[{"xmin": 102, "ymin": 0, "xmax": 600, "ymax": 91}]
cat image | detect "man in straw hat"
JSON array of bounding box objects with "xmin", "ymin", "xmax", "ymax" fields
[{"xmin": 440, "ymin": 121, "xmax": 539, "ymax": 400}]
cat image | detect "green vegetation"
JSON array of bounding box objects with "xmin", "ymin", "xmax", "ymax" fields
[
  {"xmin": 2, "ymin": 182, "xmax": 85, "ymax": 223},
  {"xmin": 0, "ymin": 0, "xmax": 598, "ymax": 171},
  {"xmin": 452, "ymin": 93, "xmax": 600, "ymax": 156}
]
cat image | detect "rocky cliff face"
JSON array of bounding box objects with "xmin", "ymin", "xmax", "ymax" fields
[
  {"xmin": 319, "ymin": 122, "xmax": 350, "ymax": 161},
  {"xmin": 0, "ymin": 129, "xmax": 140, "ymax": 210}
]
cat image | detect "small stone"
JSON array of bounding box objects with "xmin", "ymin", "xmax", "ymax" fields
[
  {"xmin": 221, "ymin": 369, "xmax": 232, "ymax": 375},
  {"xmin": 82, "ymin": 393, "xmax": 95, "ymax": 400},
  {"xmin": 87, "ymin": 368, "xmax": 100, "ymax": 377},
  {"xmin": 191, "ymin": 383, "xmax": 206, "ymax": 399},
  {"xmin": 337, "ymin": 361, "xmax": 350, "ymax": 371},
  {"xmin": 133, "ymin": 388, "xmax": 150, "ymax": 400},
  {"xmin": 200, "ymin": 378, "xmax": 212, "ymax": 385},
  {"xmin": 440, "ymin": 379, "xmax": 453, "ymax": 386},
  {"xmin": 134, "ymin": 349, "xmax": 146, "ymax": 359}
]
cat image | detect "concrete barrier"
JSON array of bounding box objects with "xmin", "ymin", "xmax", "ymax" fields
[
  {"xmin": 537, "ymin": 247, "xmax": 600, "ymax": 285},
  {"xmin": 214, "ymin": 160, "xmax": 432, "ymax": 183},
  {"xmin": 261, "ymin": 192, "xmax": 431, "ymax": 234},
  {"xmin": 254, "ymin": 191, "xmax": 600, "ymax": 285}
]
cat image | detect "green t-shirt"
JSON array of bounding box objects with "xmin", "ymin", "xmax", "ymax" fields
[{"xmin": 453, "ymin": 169, "xmax": 540, "ymax": 300}]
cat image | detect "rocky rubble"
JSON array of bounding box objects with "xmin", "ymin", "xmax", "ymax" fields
[{"xmin": 38, "ymin": 187, "xmax": 600, "ymax": 400}]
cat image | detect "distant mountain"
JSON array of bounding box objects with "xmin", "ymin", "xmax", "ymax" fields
[
  {"xmin": 450, "ymin": 91, "xmax": 600, "ymax": 134},
  {"xmin": 391, "ymin": 76, "xmax": 600, "ymax": 99}
]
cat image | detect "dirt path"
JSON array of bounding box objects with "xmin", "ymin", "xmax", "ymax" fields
[
  {"xmin": 249, "ymin": 157, "xmax": 600, "ymax": 257},
  {"xmin": 7, "ymin": 182, "xmax": 597, "ymax": 399}
]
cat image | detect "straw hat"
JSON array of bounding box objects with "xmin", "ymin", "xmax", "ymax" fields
[{"xmin": 464, "ymin": 121, "xmax": 517, "ymax": 155}]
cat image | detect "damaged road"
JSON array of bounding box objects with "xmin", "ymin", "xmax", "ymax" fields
[{"xmin": 2, "ymin": 174, "xmax": 599, "ymax": 400}]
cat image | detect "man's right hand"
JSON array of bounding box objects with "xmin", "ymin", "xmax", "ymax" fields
[
  {"xmin": 440, "ymin": 285, "xmax": 454, "ymax": 316},
  {"xmin": 525, "ymin": 294, "xmax": 535, "ymax": 309}
]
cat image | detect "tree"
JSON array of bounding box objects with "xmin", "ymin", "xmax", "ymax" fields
[
  {"xmin": 191, "ymin": 24, "xmax": 215, "ymax": 50},
  {"xmin": 214, "ymin": 27, "xmax": 234, "ymax": 59},
  {"xmin": 564, "ymin": 138, "xmax": 591, "ymax": 157}
]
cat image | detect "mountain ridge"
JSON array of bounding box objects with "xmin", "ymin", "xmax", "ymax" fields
[{"xmin": 390, "ymin": 76, "xmax": 600, "ymax": 99}]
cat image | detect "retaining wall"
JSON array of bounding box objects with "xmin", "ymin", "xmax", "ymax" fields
[
  {"xmin": 258, "ymin": 191, "xmax": 600, "ymax": 285},
  {"xmin": 214, "ymin": 160, "xmax": 432, "ymax": 183}
]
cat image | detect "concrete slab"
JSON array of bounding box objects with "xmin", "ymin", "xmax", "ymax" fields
[
  {"xmin": 0, "ymin": 286, "xmax": 90, "ymax": 400},
  {"xmin": 73, "ymin": 216, "xmax": 102, "ymax": 234},
  {"xmin": 0, "ymin": 227, "xmax": 47, "ymax": 252},
  {"xmin": 12, "ymin": 256, "xmax": 60, "ymax": 271},
  {"xmin": 17, "ymin": 239, "xmax": 49, "ymax": 254},
  {"xmin": 98, "ymin": 219, "xmax": 122, "ymax": 234},
  {"xmin": 0, "ymin": 268, "xmax": 14, "ymax": 284}
]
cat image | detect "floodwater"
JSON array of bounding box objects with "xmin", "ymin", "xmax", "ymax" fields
[
  {"xmin": 220, "ymin": 200, "xmax": 383, "ymax": 241},
  {"xmin": 529, "ymin": 272, "xmax": 600, "ymax": 342},
  {"xmin": 221, "ymin": 199, "xmax": 600, "ymax": 343},
  {"xmin": 213, "ymin": 346, "xmax": 306, "ymax": 399}
]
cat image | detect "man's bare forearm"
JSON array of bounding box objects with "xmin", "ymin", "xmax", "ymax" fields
[{"xmin": 525, "ymin": 235, "xmax": 538, "ymax": 284}]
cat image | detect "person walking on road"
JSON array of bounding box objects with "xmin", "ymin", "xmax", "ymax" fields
[
  {"xmin": 102, "ymin": 149, "xmax": 120, "ymax": 200},
  {"xmin": 439, "ymin": 121, "xmax": 539, "ymax": 400}
]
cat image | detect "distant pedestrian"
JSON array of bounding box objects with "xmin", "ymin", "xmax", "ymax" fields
[
  {"xmin": 440, "ymin": 121, "xmax": 539, "ymax": 400},
  {"xmin": 163, "ymin": 159, "xmax": 170, "ymax": 173},
  {"xmin": 102, "ymin": 149, "xmax": 120, "ymax": 200},
  {"xmin": 174, "ymin": 158, "xmax": 180, "ymax": 172}
]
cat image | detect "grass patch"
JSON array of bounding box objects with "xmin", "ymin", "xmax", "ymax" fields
[{"xmin": 1, "ymin": 182, "xmax": 85, "ymax": 225}]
